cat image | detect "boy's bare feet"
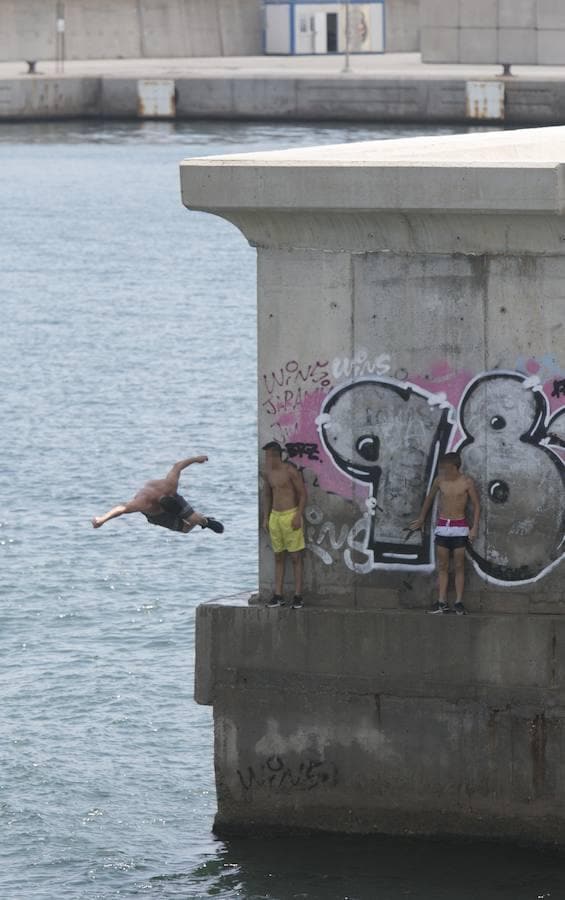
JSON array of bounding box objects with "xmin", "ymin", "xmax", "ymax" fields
[{"xmin": 91, "ymin": 517, "xmax": 103, "ymax": 529}]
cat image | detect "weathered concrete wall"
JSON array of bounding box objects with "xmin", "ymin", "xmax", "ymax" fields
[
  {"xmin": 5, "ymin": 69, "xmax": 565, "ymax": 123},
  {"xmin": 0, "ymin": 0, "xmax": 262, "ymax": 61},
  {"xmin": 421, "ymin": 0, "xmax": 565, "ymax": 65},
  {"xmin": 385, "ymin": 0, "xmax": 420, "ymax": 52},
  {"xmin": 0, "ymin": 76, "xmax": 103, "ymax": 117},
  {"xmin": 182, "ymin": 126, "xmax": 565, "ymax": 841},
  {"xmin": 197, "ymin": 596, "xmax": 565, "ymax": 840}
]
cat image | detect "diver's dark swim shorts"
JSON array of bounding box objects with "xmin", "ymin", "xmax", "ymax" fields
[{"xmin": 145, "ymin": 493, "xmax": 195, "ymax": 532}]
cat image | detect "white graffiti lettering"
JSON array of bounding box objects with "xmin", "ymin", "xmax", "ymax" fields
[
  {"xmin": 331, "ymin": 350, "xmax": 391, "ymax": 382},
  {"xmin": 306, "ymin": 507, "xmax": 373, "ymax": 574}
]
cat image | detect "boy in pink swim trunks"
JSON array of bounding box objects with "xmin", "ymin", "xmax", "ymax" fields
[
  {"xmin": 410, "ymin": 452, "xmax": 480, "ymax": 615},
  {"xmin": 262, "ymin": 441, "xmax": 307, "ymax": 609}
]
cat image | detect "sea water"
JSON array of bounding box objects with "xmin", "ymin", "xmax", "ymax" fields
[{"xmin": 1, "ymin": 119, "xmax": 563, "ymax": 899}]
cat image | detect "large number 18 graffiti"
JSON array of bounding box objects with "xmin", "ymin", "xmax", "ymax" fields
[{"xmin": 317, "ymin": 371, "xmax": 565, "ymax": 585}]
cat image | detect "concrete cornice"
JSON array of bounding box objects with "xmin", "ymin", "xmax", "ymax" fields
[
  {"xmin": 180, "ymin": 127, "xmax": 565, "ymax": 250},
  {"xmin": 181, "ymin": 162, "xmax": 565, "ymax": 215},
  {"xmin": 197, "ymin": 210, "xmax": 565, "ymax": 254},
  {"xmin": 181, "ymin": 128, "xmax": 565, "ymax": 209}
]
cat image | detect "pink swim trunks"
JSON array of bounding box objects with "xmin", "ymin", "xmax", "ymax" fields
[{"xmin": 435, "ymin": 517, "xmax": 469, "ymax": 537}]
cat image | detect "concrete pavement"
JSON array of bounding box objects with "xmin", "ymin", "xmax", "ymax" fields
[{"xmin": 4, "ymin": 52, "xmax": 565, "ymax": 80}]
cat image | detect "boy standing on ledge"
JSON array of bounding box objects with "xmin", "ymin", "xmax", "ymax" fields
[
  {"xmin": 410, "ymin": 452, "xmax": 480, "ymax": 615},
  {"xmin": 262, "ymin": 441, "xmax": 307, "ymax": 609}
]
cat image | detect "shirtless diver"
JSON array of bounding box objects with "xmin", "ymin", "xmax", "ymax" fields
[{"xmin": 91, "ymin": 455, "xmax": 224, "ymax": 535}]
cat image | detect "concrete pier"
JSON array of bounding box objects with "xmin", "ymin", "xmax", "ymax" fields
[
  {"xmin": 196, "ymin": 597, "xmax": 565, "ymax": 840},
  {"xmin": 182, "ymin": 127, "xmax": 565, "ymax": 842},
  {"xmin": 4, "ymin": 54, "xmax": 565, "ymax": 123}
]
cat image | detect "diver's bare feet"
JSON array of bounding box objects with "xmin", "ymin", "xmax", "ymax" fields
[{"xmin": 91, "ymin": 517, "xmax": 103, "ymax": 529}]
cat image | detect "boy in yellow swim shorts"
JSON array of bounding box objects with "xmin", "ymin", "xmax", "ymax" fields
[{"xmin": 262, "ymin": 441, "xmax": 307, "ymax": 608}]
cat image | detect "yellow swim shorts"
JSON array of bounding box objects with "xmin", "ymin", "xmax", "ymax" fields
[{"xmin": 268, "ymin": 507, "xmax": 305, "ymax": 554}]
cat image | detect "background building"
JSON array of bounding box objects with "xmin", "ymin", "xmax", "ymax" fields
[{"xmin": 263, "ymin": 0, "xmax": 385, "ymax": 55}]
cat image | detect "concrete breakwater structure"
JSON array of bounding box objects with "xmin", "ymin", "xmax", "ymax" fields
[{"xmin": 182, "ymin": 126, "xmax": 565, "ymax": 842}]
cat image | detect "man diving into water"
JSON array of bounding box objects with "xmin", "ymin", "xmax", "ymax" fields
[{"xmin": 91, "ymin": 455, "xmax": 224, "ymax": 535}]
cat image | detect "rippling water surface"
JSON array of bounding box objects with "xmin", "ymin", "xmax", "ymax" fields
[{"xmin": 1, "ymin": 119, "xmax": 563, "ymax": 899}]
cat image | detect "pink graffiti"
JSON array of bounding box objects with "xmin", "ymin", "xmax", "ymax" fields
[
  {"xmin": 411, "ymin": 361, "xmax": 565, "ymax": 418},
  {"xmin": 545, "ymin": 378, "xmax": 565, "ymax": 414},
  {"xmin": 275, "ymin": 390, "xmax": 357, "ymax": 498},
  {"xmin": 406, "ymin": 366, "xmax": 474, "ymax": 412},
  {"xmin": 526, "ymin": 358, "xmax": 541, "ymax": 375},
  {"xmin": 269, "ymin": 359, "xmax": 565, "ymax": 498},
  {"xmin": 428, "ymin": 360, "xmax": 451, "ymax": 378},
  {"xmin": 276, "ymin": 411, "xmax": 298, "ymax": 427}
]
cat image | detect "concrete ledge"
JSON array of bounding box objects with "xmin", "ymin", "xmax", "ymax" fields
[{"xmin": 195, "ymin": 595, "xmax": 565, "ymax": 706}]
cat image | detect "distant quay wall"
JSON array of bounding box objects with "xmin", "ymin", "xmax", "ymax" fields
[{"xmin": 3, "ymin": 69, "xmax": 565, "ymax": 124}]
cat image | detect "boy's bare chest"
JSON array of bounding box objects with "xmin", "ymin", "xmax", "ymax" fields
[
  {"xmin": 269, "ymin": 469, "xmax": 293, "ymax": 490},
  {"xmin": 439, "ymin": 478, "xmax": 467, "ymax": 501}
]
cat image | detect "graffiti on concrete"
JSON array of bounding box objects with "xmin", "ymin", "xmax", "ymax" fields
[
  {"xmin": 305, "ymin": 505, "xmax": 373, "ymax": 573},
  {"xmin": 237, "ymin": 755, "xmax": 338, "ymax": 793},
  {"xmin": 262, "ymin": 354, "xmax": 565, "ymax": 586},
  {"xmin": 266, "ymin": 351, "xmax": 394, "ymax": 497},
  {"xmin": 286, "ymin": 441, "xmax": 321, "ymax": 462},
  {"xmin": 331, "ymin": 350, "xmax": 392, "ymax": 381},
  {"xmin": 262, "ymin": 359, "xmax": 331, "ymax": 417},
  {"xmin": 316, "ymin": 370, "xmax": 565, "ymax": 585},
  {"xmin": 454, "ymin": 372, "xmax": 565, "ymax": 584},
  {"xmin": 318, "ymin": 378, "xmax": 454, "ymax": 572},
  {"xmin": 552, "ymin": 379, "xmax": 565, "ymax": 400}
]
